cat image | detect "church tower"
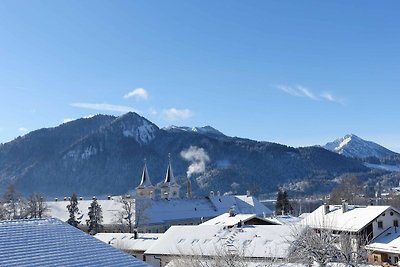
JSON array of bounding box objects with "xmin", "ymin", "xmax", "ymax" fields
[
  {"xmin": 136, "ymin": 160, "xmax": 155, "ymax": 199},
  {"xmin": 160, "ymin": 155, "xmax": 180, "ymax": 199}
]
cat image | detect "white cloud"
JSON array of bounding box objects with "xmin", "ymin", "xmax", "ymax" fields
[
  {"xmin": 71, "ymin": 103, "xmax": 139, "ymax": 114},
  {"xmin": 18, "ymin": 127, "xmax": 28, "ymax": 133},
  {"xmin": 276, "ymin": 85, "xmax": 302, "ymax": 97},
  {"xmin": 148, "ymin": 108, "xmax": 158, "ymax": 116},
  {"xmin": 276, "ymin": 85, "xmax": 318, "ymax": 100},
  {"xmin": 320, "ymin": 92, "xmax": 345, "ymax": 104},
  {"xmin": 277, "ymin": 85, "xmax": 345, "ymax": 104},
  {"xmin": 124, "ymin": 88, "xmax": 149, "ymax": 100},
  {"xmin": 162, "ymin": 108, "xmax": 193, "ymax": 121},
  {"xmin": 297, "ymin": 85, "xmax": 318, "ymax": 100}
]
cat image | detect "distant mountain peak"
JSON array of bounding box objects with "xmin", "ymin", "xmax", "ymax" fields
[
  {"xmin": 109, "ymin": 112, "xmax": 159, "ymax": 145},
  {"xmin": 323, "ymin": 134, "xmax": 398, "ymax": 159}
]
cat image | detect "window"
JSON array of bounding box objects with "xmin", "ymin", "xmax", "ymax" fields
[
  {"xmin": 374, "ymin": 255, "xmax": 378, "ymax": 262},
  {"xmin": 378, "ymin": 221, "xmax": 383, "ymax": 229},
  {"xmin": 394, "ymin": 220, "xmax": 399, "ymax": 227},
  {"xmin": 395, "ymin": 256, "xmax": 399, "ymax": 263}
]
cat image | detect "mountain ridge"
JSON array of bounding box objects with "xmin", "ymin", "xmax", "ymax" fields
[{"xmin": 0, "ymin": 113, "xmax": 369, "ymax": 197}]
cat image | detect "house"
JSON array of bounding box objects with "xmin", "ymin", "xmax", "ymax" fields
[
  {"xmin": 365, "ymin": 227, "xmax": 400, "ymax": 266},
  {"xmin": 134, "ymin": 194, "xmax": 273, "ymax": 232},
  {"xmin": 95, "ymin": 232, "xmax": 162, "ymax": 262},
  {"xmin": 144, "ymin": 224, "xmax": 294, "ymax": 267},
  {"xmin": 0, "ymin": 218, "xmax": 149, "ymax": 267},
  {"xmin": 303, "ymin": 202, "xmax": 400, "ymax": 249}
]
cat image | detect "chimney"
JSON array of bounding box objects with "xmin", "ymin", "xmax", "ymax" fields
[
  {"xmin": 228, "ymin": 207, "xmax": 235, "ymax": 217},
  {"xmin": 107, "ymin": 196, "xmax": 111, "ymax": 200},
  {"xmin": 79, "ymin": 197, "xmax": 83, "ymax": 201},
  {"xmin": 133, "ymin": 229, "xmax": 138, "ymax": 239},
  {"xmin": 209, "ymin": 191, "xmax": 215, "ymax": 198},
  {"xmin": 342, "ymin": 200, "xmax": 348, "ymax": 213},
  {"xmin": 55, "ymin": 198, "xmax": 58, "ymax": 202},
  {"xmin": 64, "ymin": 197, "xmax": 67, "ymax": 201},
  {"xmin": 323, "ymin": 203, "xmax": 329, "ymax": 215},
  {"xmin": 92, "ymin": 196, "xmax": 96, "ymax": 200},
  {"xmin": 246, "ymin": 190, "xmax": 251, "ymax": 197}
]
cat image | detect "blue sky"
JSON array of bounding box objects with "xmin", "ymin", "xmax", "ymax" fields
[{"xmin": 0, "ymin": 1, "xmax": 399, "ymax": 151}]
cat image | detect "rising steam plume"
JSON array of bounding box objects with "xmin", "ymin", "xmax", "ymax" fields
[{"xmin": 180, "ymin": 146, "xmax": 210, "ymax": 178}]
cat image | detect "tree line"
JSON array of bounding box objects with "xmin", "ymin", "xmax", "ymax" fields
[{"xmin": 0, "ymin": 184, "xmax": 47, "ymax": 220}]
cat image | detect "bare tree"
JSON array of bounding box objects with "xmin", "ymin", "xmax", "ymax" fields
[
  {"xmin": 1, "ymin": 184, "xmax": 26, "ymax": 219},
  {"xmin": 169, "ymin": 244, "xmax": 287, "ymax": 267},
  {"xmin": 289, "ymin": 225, "xmax": 368, "ymax": 267},
  {"xmin": 290, "ymin": 226, "xmax": 340, "ymax": 267},
  {"xmin": 117, "ymin": 196, "xmax": 135, "ymax": 233},
  {"xmin": 134, "ymin": 198, "xmax": 151, "ymax": 231},
  {"xmin": 329, "ymin": 176, "xmax": 366, "ymax": 205},
  {"xmin": 26, "ymin": 193, "xmax": 48, "ymax": 219}
]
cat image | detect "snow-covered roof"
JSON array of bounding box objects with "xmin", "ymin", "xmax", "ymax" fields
[
  {"xmin": 298, "ymin": 213, "xmax": 310, "ymax": 219},
  {"xmin": 209, "ymin": 195, "xmax": 273, "ymax": 216},
  {"xmin": 145, "ymin": 224, "xmax": 293, "ymax": 259},
  {"xmin": 0, "ymin": 218, "xmax": 149, "ymax": 267},
  {"xmin": 365, "ymin": 227, "xmax": 400, "ymax": 254},
  {"xmin": 95, "ymin": 232, "xmax": 162, "ymax": 252},
  {"xmin": 266, "ymin": 215, "xmax": 303, "ymax": 225},
  {"xmin": 47, "ymin": 198, "xmax": 124, "ymax": 225},
  {"xmin": 303, "ymin": 204, "xmax": 392, "ymax": 232},
  {"xmin": 47, "ymin": 195, "xmax": 271, "ymax": 227},
  {"xmin": 140, "ymin": 198, "xmax": 220, "ymax": 225},
  {"xmin": 201, "ymin": 213, "xmax": 278, "ymax": 227}
]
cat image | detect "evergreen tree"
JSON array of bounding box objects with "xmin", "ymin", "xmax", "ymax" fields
[
  {"xmin": 275, "ymin": 189, "xmax": 292, "ymax": 215},
  {"xmin": 88, "ymin": 198, "xmax": 103, "ymax": 235},
  {"xmin": 66, "ymin": 193, "xmax": 80, "ymax": 228},
  {"xmin": 282, "ymin": 190, "xmax": 293, "ymax": 215}
]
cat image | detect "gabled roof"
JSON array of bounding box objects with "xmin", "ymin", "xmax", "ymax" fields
[
  {"xmin": 365, "ymin": 227, "xmax": 400, "ymax": 254},
  {"xmin": 201, "ymin": 213, "xmax": 279, "ymax": 227},
  {"xmin": 47, "ymin": 195, "xmax": 272, "ymax": 227},
  {"xmin": 209, "ymin": 195, "xmax": 273, "ymax": 216},
  {"xmin": 265, "ymin": 215, "xmax": 303, "ymax": 225},
  {"xmin": 95, "ymin": 232, "xmax": 162, "ymax": 252},
  {"xmin": 0, "ymin": 218, "xmax": 149, "ymax": 267},
  {"xmin": 137, "ymin": 163, "xmax": 153, "ymax": 188},
  {"xmin": 303, "ymin": 204, "xmax": 394, "ymax": 232},
  {"xmin": 145, "ymin": 224, "xmax": 294, "ymax": 259}
]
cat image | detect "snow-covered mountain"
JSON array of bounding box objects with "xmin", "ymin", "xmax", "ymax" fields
[
  {"xmin": 0, "ymin": 114, "xmax": 368, "ymax": 197},
  {"xmin": 163, "ymin": 125, "xmax": 226, "ymax": 138},
  {"xmin": 323, "ymin": 134, "xmax": 398, "ymax": 159}
]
